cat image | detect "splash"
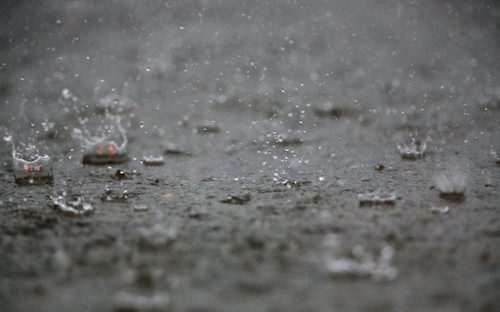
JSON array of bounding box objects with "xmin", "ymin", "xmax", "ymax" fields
[
  {"xmin": 322, "ymin": 235, "xmax": 398, "ymax": 281},
  {"xmin": 258, "ymin": 127, "xmax": 307, "ymax": 186},
  {"xmin": 434, "ymin": 171, "xmax": 467, "ymax": 200},
  {"xmin": 51, "ymin": 193, "xmax": 93, "ymax": 215},
  {"xmin": 72, "ymin": 114, "xmax": 129, "ymax": 164},
  {"xmin": 94, "ymin": 81, "xmax": 137, "ymax": 115},
  {"xmin": 4, "ymin": 133, "xmax": 54, "ymax": 185},
  {"xmin": 101, "ymin": 185, "xmax": 131, "ymax": 202},
  {"xmin": 138, "ymin": 224, "xmax": 177, "ymax": 250},
  {"xmin": 397, "ymin": 138, "xmax": 427, "ymax": 160},
  {"xmin": 96, "ymin": 92, "xmax": 136, "ymax": 115}
]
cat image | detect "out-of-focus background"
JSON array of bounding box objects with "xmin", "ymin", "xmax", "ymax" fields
[{"xmin": 0, "ymin": 1, "xmax": 499, "ymax": 311}]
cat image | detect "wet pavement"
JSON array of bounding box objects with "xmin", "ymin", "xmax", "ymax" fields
[{"xmin": 1, "ymin": 1, "xmax": 499, "ymax": 311}]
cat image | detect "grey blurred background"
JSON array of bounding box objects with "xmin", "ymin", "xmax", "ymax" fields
[
  {"xmin": 1, "ymin": 0, "xmax": 499, "ymax": 123},
  {"xmin": 1, "ymin": 1, "xmax": 499, "ymax": 311}
]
